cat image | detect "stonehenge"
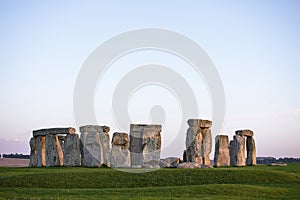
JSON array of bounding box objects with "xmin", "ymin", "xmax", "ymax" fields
[
  {"xmin": 183, "ymin": 119, "xmax": 212, "ymax": 165},
  {"xmin": 29, "ymin": 121, "xmax": 256, "ymax": 168}
]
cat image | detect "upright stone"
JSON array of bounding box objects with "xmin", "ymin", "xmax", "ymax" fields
[
  {"xmin": 229, "ymin": 140, "xmax": 235, "ymax": 166},
  {"xmin": 233, "ymin": 135, "xmax": 246, "ymax": 166},
  {"xmin": 64, "ymin": 134, "xmax": 81, "ymax": 166},
  {"xmin": 185, "ymin": 119, "xmax": 212, "ymax": 165},
  {"xmin": 111, "ymin": 132, "xmax": 130, "ymax": 168},
  {"xmin": 36, "ymin": 136, "xmax": 46, "ymax": 167},
  {"xmin": 142, "ymin": 125, "xmax": 161, "ymax": 167},
  {"xmin": 46, "ymin": 134, "xmax": 62, "ymax": 166},
  {"xmin": 80, "ymin": 125, "xmax": 111, "ymax": 167},
  {"xmin": 214, "ymin": 135, "xmax": 230, "ymax": 167},
  {"xmin": 201, "ymin": 128, "xmax": 212, "ymax": 165},
  {"xmin": 130, "ymin": 124, "xmax": 161, "ymax": 168},
  {"xmin": 246, "ymin": 136, "xmax": 256, "ymax": 166},
  {"xmin": 29, "ymin": 137, "xmax": 37, "ymax": 167}
]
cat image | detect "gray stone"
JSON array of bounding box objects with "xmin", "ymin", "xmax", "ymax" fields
[
  {"xmin": 246, "ymin": 136, "xmax": 256, "ymax": 166},
  {"xmin": 33, "ymin": 127, "xmax": 76, "ymax": 137},
  {"xmin": 214, "ymin": 135, "xmax": 230, "ymax": 167},
  {"xmin": 45, "ymin": 134, "xmax": 64, "ymax": 167},
  {"xmin": 129, "ymin": 124, "xmax": 161, "ymax": 168},
  {"xmin": 177, "ymin": 162, "xmax": 202, "ymax": 168},
  {"xmin": 229, "ymin": 140, "xmax": 235, "ymax": 166},
  {"xmin": 235, "ymin": 129, "xmax": 254, "ymax": 137},
  {"xmin": 29, "ymin": 137, "xmax": 37, "ymax": 167},
  {"xmin": 185, "ymin": 127, "xmax": 202, "ymax": 164},
  {"xmin": 80, "ymin": 125, "xmax": 111, "ymax": 167},
  {"xmin": 79, "ymin": 125, "xmax": 110, "ymax": 133},
  {"xmin": 111, "ymin": 132, "xmax": 130, "ymax": 168},
  {"xmin": 187, "ymin": 119, "xmax": 212, "ymax": 128},
  {"xmin": 64, "ymin": 134, "xmax": 81, "ymax": 166},
  {"xmin": 161, "ymin": 157, "xmax": 181, "ymax": 168},
  {"xmin": 185, "ymin": 119, "xmax": 212, "ymax": 165},
  {"xmin": 35, "ymin": 136, "xmax": 46, "ymax": 167},
  {"xmin": 233, "ymin": 135, "xmax": 246, "ymax": 166},
  {"xmin": 201, "ymin": 129, "xmax": 212, "ymax": 165}
]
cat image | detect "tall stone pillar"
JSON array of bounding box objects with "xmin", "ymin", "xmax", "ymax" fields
[
  {"xmin": 111, "ymin": 132, "xmax": 130, "ymax": 168},
  {"xmin": 233, "ymin": 135, "xmax": 246, "ymax": 166},
  {"xmin": 64, "ymin": 133, "xmax": 81, "ymax": 166},
  {"xmin": 246, "ymin": 136, "xmax": 256, "ymax": 166},
  {"xmin": 185, "ymin": 119, "xmax": 212, "ymax": 165},
  {"xmin": 129, "ymin": 124, "xmax": 161, "ymax": 168},
  {"xmin": 214, "ymin": 135, "xmax": 230, "ymax": 167},
  {"xmin": 80, "ymin": 125, "xmax": 111, "ymax": 167}
]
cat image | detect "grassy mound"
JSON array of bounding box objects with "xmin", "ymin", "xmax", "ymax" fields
[{"xmin": 1, "ymin": 163, "xmax": 300, "ymax": 199}]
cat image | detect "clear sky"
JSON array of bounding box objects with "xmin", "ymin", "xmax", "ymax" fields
[{"xmin": 0, "ymin": 1, "xmax": 299, "ymax": 158}]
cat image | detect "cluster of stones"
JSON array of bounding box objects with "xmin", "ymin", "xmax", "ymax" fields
[
  {"xmin": 214, "ymin": 130, "xmax": 256, "ymax": 167},
  {"xmin": 29, "ymin": 124, "xmax": 161, "ymax": 168},
  {"xmin": 29, "ymin": 119, "xmax": 256, "ymax": 168},
  {"xmin": 182, "ymin": 119, "xmax": 212, "ymax": 166}
]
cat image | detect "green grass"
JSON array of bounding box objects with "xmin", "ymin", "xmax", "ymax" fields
[{"xmin": 1, "ymin": 163, "xmax": 300, "ymax": 199}]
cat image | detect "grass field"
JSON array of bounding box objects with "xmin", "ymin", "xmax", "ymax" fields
[{"xmin": 1, "ymin": 163, "xmax": 300, "ymax": 199}]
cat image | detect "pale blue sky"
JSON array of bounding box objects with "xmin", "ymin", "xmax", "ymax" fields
[{"xmin": 0, "ymin": 1, "xmax": 299, "ymax": 158}]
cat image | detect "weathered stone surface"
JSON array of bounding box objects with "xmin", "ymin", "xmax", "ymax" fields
[
  {"xmin": 29, "ymin": 137, "xmax": 37, "ymax": 167},
  {"xmin": 201, "ymin": 129, "xmax": 212, "ymax": 165},
  {"xmin": 235, "ymin": 130, "xmax": 253, "ymax": 137},
  {"xmin": 36, "ymin": 136, "xmax": 46, "ymax": 167},
  {"xmin": 130, "ymin": 124, "xmax": 161, "ymax": 168},
  {"xmin": 187, "ymin": 119, "xmax": 212, "ymax": 128},
  {"xmin": 185, "ymin": 119, "xmax": 212, "ymax": 165},
  {"xmin": 214, "ymin": 135, "xmax": 230, "ymax": 167},
  {"xmin": 229, "ymin": 140, "xmax": 235, "ymax": 166},
  {"xmin": 185, "ymin": 126, "xmax": 202, "ymax": 163},
  {"xmin": 79, "ymin": 125, "xmax": 110, "ymax": 133},
  {"xmin": 46, "ymin": 134, "xmax": 63, "ymax": 166},
  {"xmin": 246, "ymin": 136, "xmax": 256, "ymax": 166},
  {"xmin": 33, "ymin": 127, "xmax": 76, "ymax": 137},
  {"xmin": 64, "ymin": 134, "xmax": 81, "ymax": 166},
  {"xmin": 182, "ymin": 150, "xmax": 187, "ymax": 162},
  {"xmin": 160, "ymin": 157, "xmax": 181, "ymax": 168},
  {"xmin": 177, "ymin": 162, "xmax": 212, "ymax": 168},
  {"xmin": 80, "ymin": 125, "xmax": 111, "ymax": 167},
  {"xmin": 111, "ymin": 132, "xmax": 130, "ymax": 168},
  {"xmin": 233, "ymin": 135, "xmax": 246, "ymax": 166}
]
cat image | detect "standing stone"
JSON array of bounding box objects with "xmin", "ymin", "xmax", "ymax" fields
[
  {"xmin": 46, "ymin": 134, "xmax": 62, "ymax": 167},
  {"xmin": 229, "ymin": 140, "xmax": 235, "ymax": 166},
  {"xmin": 185, "ymin": 119, "xmax": 212, "ymax": 165},
  {"xmin": 130, "ymin": 124, "xmax": 161, "ymax": 168},
  {"xmin": 185, "ymin": 126, "xmax": 202, "ymax": 164},
  {"xmin": 233, "ymin": 135, "xmax": 246, "ymax": 166},
  {"xmin": 201, "ymin": 128, "xmax": 212, "ymax": 165},
  {"xmin": 64, "ymin": 134, "xmax": 81, "ymax": 166},
  {"xmin": 246, "ymin": 136, "xmax": 256, "ymax": 166},
  {"xmin": 36, "ymin": 136, "xmax": 46, "ymax": 167},
  {"xmin": 110, "ymin": 132, "xmax": 130, "ymax": 168},
  {"xmin": 214, "ymin": 135, "xmax": 230, "ymax": 167},
  {"xmin": 29, "ymin": 137, "xmax": 37, "ymax": 167},
  {"xmin": 80, "ymin": 125, "xmax": 111, "ymax": 167}
]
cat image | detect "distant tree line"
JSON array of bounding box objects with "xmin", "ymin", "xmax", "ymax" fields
[
  {"xmin": 1, "ymin": 153, "xmax": 30, "ymax": 159},
  {"xmin": 257, "ymin": 157, "xmax": 300, "ymax": 164}
]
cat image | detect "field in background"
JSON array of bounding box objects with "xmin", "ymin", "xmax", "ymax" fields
[
  {"xmin": 0, "ymin": 158, "xmax": 29, "ymax": 167},
  {"xmin": 0, "ymin": 163, "xmax": 300, "ymax": 199}
]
